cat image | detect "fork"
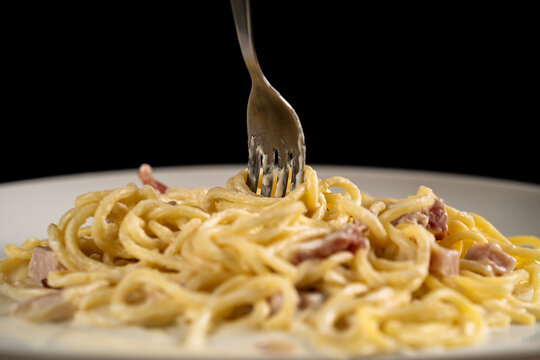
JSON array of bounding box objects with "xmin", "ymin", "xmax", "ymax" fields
[{"xmin": 230, "ymin": 0, "xmax": 306, "ymax": 197}]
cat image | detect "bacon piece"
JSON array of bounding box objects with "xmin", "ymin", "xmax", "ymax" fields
[
  {"xmin": 138, "ymin": 163, "xmax": 168, "ymax": 194},
  {"xmin": 392, "ymin": 197, "xmax": 448, "ymax": 239},
  {"xmin": 430, "ymin": 243, "xmax": 460, "ymax": 277},
  {"xmin": 464, "ymin": 242, "xmax": 516, "ymax": 276},
  {"xmin": 12, "ymin": 291, "xmax": 75, "ymax": 322},
  {"xmin": 27, "ymin": 246, "xmax": 65, "ymax": 284},
  {"xmin": 290, "ymin": 224, "xmax": 369, "ymax": 265}
]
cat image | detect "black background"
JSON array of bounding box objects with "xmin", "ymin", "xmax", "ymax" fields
[{"xmin": 2, "ymin": 2, "xmax": 538, "ymax": 185}]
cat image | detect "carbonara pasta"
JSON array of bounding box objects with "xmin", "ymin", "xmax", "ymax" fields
[{"xmin": 1, "ymin": 165, "xmax": 539, "ymax": 357}]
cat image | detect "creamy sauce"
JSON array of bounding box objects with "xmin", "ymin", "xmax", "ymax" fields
[
  {"xmin": 2, "ymin": 296, "xmax": 540, "ymax": 359},
  {"xmin": 0, "ymin": 299, "xmax": 314, "ymax": 359}
]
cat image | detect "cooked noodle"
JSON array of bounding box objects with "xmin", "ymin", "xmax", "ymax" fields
[{"xmin": 1, "ymin": 166, "xmax": 539, "ymax": 356}]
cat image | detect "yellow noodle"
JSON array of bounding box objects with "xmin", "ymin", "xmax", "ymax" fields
[{"xmin": 0, "ymin": 166, "xmax": 538, "ymax": 357}]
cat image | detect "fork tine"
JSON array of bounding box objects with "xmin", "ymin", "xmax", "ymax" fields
[
  {"xmin": 274, "ymin": 152, "xmax": 290, "ymax": 198},
  {"xmin": 260, "ymin": 155, "xmax": 274, "ymax": 197},
  {"xmin": 290, "ymin": 149, "xmax": 304, "ymax": 191},
  {"xmin": 246, "ymin": 142, "xmax": 260, "ymax": 193}
]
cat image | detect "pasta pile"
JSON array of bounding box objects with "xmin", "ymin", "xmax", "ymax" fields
[{"xmin": 1, "ymin": 166, "xmax": 539, "ymax": 356}]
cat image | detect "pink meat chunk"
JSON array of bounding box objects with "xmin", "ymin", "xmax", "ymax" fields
[
  {"xmin": 430, "ymin": 243, "xmax": 460, "ymax": 277},
  {"xmin": 138, "ymin": 163, "xmax": 168, "ymax": 194},
  {"xmin": 27, "ymin": 246, "xmax": 65, "ymax": 284},
  {"xmin": 12, "ymin": 291, "xmax": 75, "ymax": 322},
  {"xmin": 392, "ymin": 197, "xmax": 448, "ymax": 239},
  {"xmin": 464, "ymin": 242, "xmax": 516, "ymax": 276},
  {"xmin": 290, "ymin": 224, "xmax": 369, "ymax": 265},
  {"xmin": 267, "ymin": 291, "xmax": 325, "ymax": 314}
]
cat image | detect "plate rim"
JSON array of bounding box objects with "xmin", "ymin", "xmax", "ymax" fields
[{"xmin": 1, "ymin": 163, "xmax": 538, "ymax": 191}]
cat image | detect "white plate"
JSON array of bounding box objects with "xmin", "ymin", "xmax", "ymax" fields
[{"xmin": 0, "ymin": 164, "xmax": 539, "ymax": 360}]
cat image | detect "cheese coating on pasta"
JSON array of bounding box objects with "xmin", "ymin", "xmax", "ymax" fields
[{"xmin": 1, "ymin": 166, "xmax": 539, "ymax": 356}]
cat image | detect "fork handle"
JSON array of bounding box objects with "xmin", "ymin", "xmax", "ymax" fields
[{"xmin": 230, "ymin": 0, "xmax": 264, "ymax": 81}]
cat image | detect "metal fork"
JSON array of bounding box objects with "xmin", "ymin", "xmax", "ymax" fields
[{"xmin": 230, "ymin": 0, "xmax": 306, "ymax": 197}]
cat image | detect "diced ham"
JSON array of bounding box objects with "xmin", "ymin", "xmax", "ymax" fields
[
  {"xmin": 392, "ymin": 197, "xmax": 448, "ymax": 239},
  {"xmin": 298, "ymin": 291, "xmax": 325, "ymax": 309},
  {"xmin": 464, "ymin": 242, "xmax": 516, "ymax": 276},
  {"xmin": 268, "ymin": 291, "xmax": 325, "ymax": 314},
  {"xmin": 27, "ymin": 246, "xmax": 65, "ymax": 284},
  {"xmin": 430, "ymin": 243, "xmax": 460, "ymax": 277},
  {"xmin": 138, "ymin": 163, "xmax": 168, "ymax": 194},
  {"xmin": 12, "ymin": 291, "xmax": 75, "ymax": 322},
  {"xmin": 394, "ymin": 210, "xmax": 430, "ymax": 228},
  {"xmin": 290, "ymin": 224, "xmax": 369, "ymax": 265},
  {"xmin": 426, "ymin": 197, "xmax": 448, "ymax": 238},
  {"xmin": 268, "ymin": 293, "xmax": 283, "ymax": 315}
]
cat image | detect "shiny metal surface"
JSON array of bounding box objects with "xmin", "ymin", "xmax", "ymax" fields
[{"xmin": 230, "ymin": 0, "xmax": 305, "ymax": 197}]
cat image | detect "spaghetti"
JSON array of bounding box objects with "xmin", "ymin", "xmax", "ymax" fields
[{"xmin": 1, "ymin": 165, "xmax": 539, "ymax": 356}]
